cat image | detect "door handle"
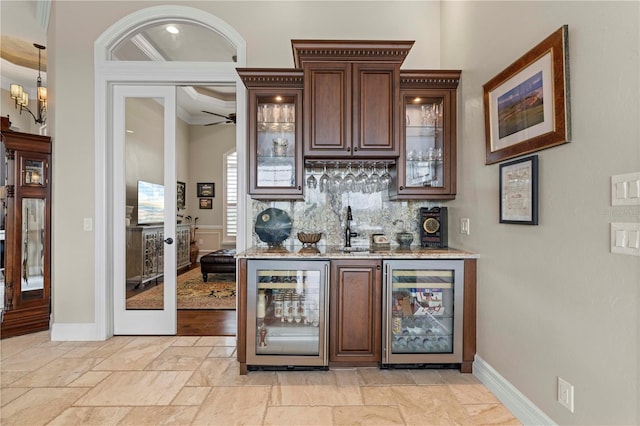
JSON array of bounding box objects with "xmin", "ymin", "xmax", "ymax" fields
[{"xmin": 164, "ymin": 237, "xmax": 174, "ymax": 245}]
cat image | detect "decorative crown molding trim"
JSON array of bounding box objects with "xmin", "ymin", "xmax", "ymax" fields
[{"xmin": 237, "ymin": 69, "xmax": 304, "ymax": 88}]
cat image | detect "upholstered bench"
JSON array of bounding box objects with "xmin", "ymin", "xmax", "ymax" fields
[{"xmin": 200, "ymin": 249, "xmax": 236, "ymax": 282}]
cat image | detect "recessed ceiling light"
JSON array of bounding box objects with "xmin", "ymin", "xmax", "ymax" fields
[{"xmin": 166, "ymin": 25, "xmax": 179, "ymax": 34}]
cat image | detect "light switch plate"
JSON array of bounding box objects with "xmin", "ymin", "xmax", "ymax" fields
[
  {"xmin": 611, "ymin": 172, "xmax": 640, "ymax": 205},
  {"xmin": 611, "ymin": 223, "xmax": 640, "ymax": 256}
]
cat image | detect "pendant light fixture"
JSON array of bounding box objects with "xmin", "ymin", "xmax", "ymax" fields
[{"xmin": 10, "ymin": 43, "xmax": 47, "ymax": 125}]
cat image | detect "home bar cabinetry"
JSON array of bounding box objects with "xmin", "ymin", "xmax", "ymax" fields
[
  {"xmin": 237, "ymin": 248, "xmax": 477, "ymax": 374},
  {"xmin": 1, "ymin": 116, "xmax": 52, "ymax": 338},
  {"xmin": 237, "ymin": 69, "xmax": 304, "ymax": 200},
  {"xmin": 292, "ymin": 40, "xmax": 414, "ymax": 158}
]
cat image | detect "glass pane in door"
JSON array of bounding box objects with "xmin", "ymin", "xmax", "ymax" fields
[
  {"xmin": 405, "ymin": 99, "xmax": 444, "ymax": 188},
  {"xmin": 390, "ymin": 268, "xmax": 455, "ymax": 354},
  {"xmin": 21, "ymin": 198, "xmax": 45, "ymax": 293},
  {"xmin": 124, "ymin": 97, "xmax": 165, "ymax": 310},
  {"xmin": 254, "ymin": 268, "xmax": 321, "ymax": 356},
  {"xmin": 256, "ymin": 96, "xmax": 297, "ymax": 188}
]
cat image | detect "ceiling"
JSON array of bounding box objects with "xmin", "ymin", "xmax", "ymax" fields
[{"xmin": 1, "ymin": 5, "xmax": 237, "ymax": 126}]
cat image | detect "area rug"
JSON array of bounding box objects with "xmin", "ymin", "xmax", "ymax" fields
[{"xmin": 126, "ymin": 267, "xmax": 236, "ymax": 310}]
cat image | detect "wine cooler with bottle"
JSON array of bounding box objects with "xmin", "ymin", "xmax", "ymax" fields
[
  {"xmin": 246, "ymin": 260, "xmax": 330, "ymax": 369},
  {"xmin": 382, "ymin": 259, "xmax": 464, "ymax": 366}
]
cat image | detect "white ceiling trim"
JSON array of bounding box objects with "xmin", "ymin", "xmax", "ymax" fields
[{"xmin": 130, "ymin": 33, "xmax": 166, "ymax": 62}]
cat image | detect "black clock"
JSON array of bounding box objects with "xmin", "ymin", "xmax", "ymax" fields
[{"xmin": 419, "ymin": 207, "xmax": 448, "ymax": 248}]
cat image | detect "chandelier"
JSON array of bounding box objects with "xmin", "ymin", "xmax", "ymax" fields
[{"xmin": 10, "ymin": 43, "xmax": 47, "ymax": 125}]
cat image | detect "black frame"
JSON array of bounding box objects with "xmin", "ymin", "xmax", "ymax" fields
[
  {"xmin": 499, "ymin": 155, "xmax": 538, "ymax": 225},
  {"xmin": 197, "ymin": 182, "xmax": 215, "ymax": 197},
  {"xmin": 199, "ymin": 198, "xmax": 213, "ymax": 209}
]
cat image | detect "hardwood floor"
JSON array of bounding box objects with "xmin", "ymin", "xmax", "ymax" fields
[{"xmin": 177, "ymin": 309, "xmax": 236, "ymax": 336}]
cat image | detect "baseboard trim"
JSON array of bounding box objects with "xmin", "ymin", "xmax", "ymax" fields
[
  {"xmin": 50, "ymin": 322, "xmax": 106, "ymax": 341},
  {"xmin": 473, "ymin": 355, "xmax": 556, "ymax": 426}
]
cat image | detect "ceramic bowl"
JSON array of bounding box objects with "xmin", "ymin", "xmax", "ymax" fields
[
  {"xmin": 297, "ymin": 232, "xmax": 322, "ymax": 245},
  {"xmin": 396, "ymin": 232, "xmax": 414, "ymax": 248}
]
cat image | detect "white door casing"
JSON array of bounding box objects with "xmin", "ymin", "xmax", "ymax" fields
[{"xmin": 86, "ymin": 5, "xmax": 247, "ymax": 340}]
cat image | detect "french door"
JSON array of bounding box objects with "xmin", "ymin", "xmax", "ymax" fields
[{"xmin": 113, "ymin": 85, "xmax": 177, "ymax": 334}]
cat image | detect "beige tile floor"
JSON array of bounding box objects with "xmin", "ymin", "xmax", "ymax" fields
[{"xmin": 1, "ymin": 331, "xmax": 521, "ymax": 425}]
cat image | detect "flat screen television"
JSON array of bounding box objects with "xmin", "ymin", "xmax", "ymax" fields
[{"xmin": 137, "ymin": 180, "xmax": 164, "ymax": 225}]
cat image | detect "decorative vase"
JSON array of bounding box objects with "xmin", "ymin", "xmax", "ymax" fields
[{"xmin": 190, "ymin": 241, "xmax": 199, "ymax": 265}]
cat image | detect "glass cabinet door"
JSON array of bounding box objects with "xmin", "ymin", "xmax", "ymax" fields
[
  {"xmin": 20, "ymin": 198, "xmax": 46, "ymax": 299},
  {"xmin": 391, "ymin": 86, "xmax": 457, "ymax": 201},
  {"xmin": 249, "ymin": 90, "xmax": 304, "ymax": 199},
  {"xmin": 246, "ymin": 260, "xmax": 328, "ymax": 367},
  {"xmin": 384, "ymin": 260, "xmax": 464, "ymax": 364}
]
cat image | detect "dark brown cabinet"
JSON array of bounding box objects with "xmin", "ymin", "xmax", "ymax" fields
[
  {"xmin": 1, "ymin": 116, "xmax": 51, "ymax": 338},
  {"xmin": 329, "ymin": 259, "xmax": 382, "ymax": 364},
  {"xmin": 237, "ymin": 69, "xmax": 305, "ymax": 200},
  {"xmin": 292, "ymin": 40, "xmax": 414, "ymax": 159},
  {"xmin": 389, "ymin": 70, "xmax": 461, "ymax": 200}
]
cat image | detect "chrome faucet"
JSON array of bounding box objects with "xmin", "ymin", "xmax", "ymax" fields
[{"xmin": 344, "ymin": 206, "xmax": 357, "ymax": 247}]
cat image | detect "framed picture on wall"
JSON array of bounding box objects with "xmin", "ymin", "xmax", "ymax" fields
[
  {"xmin": 483, "ymin": 25, "xmax": 570, "ymax": 165},
  {"xmin": 499, "ymin": 155, "xmax": 538, "ymax": 225},
  {"xmin": 199, "ymin": 198, "xmax": 213, "ymax": 209},
  {"xmin": 197, "ymin": 182, "xmax": 215, "ymax": 197},
  {"xmin": 177, "ymin": 181, "xmax": 186, "ymax": 210}
]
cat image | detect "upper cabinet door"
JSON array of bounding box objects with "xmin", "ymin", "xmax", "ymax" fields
[
  {"xmin": 352, "ymin": 63, "xmax": 399, "ymax": 157},
  {"xmin": 238, "ymin": 69, "xmax": 305, "ymax": 200},
  {"xmin": 303, "ymin": 62, "xmax": 351, "ymax": 156},
  {"xmin": 389, "ymin": 70, "xmax": 461, "ymax": 200}
]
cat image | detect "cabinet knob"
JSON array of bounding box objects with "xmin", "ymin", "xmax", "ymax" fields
[
  {"xmin": 353, "ymin": 147, "xmax": 358, "ymax": 152},
  {"xmin": 297, "ymin": 185, "xmax": 302, "ymax": 190},
  {"xmin": 347, "ymin": 147, "xmax": 351, "ymax": 152},
  {"xmin": 399, "ymin": 186, "xmax": 404, "ymax": 191},
  {"xmin": 164, "ymin": 237, "xmax": 174, "ymax": 245}
]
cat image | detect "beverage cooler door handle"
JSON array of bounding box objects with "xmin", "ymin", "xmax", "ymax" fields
[
  {"xmin": 323, "ymin": 263, "xmax": 330, "ymax": 366},
  {"xmin": 382, "ymin": 263, "xmax": 391, "ymax": 364}
]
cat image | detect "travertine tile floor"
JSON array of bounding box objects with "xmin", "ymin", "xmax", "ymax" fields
[{"xmin": 1, "ymin": 331, "xmax": 521, "ymax": 425}]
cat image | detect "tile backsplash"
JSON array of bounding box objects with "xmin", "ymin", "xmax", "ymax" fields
[{"xmin": 251, "ymin": 178, "xmax": 443, "ymax": 247}]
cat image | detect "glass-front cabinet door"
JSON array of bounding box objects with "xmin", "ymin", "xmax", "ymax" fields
[
  {"xmin": 390, "ymin": 71, "xmax": 460, "ymax": 200},
  {"xmin": 246, "ymin": 260, "xmax": 329, "ymax": 368},
  {"xmin": 383, "ymin": 260, "xmax": 464, "ymax": 365},
  {"xmin": 238, "ymin": 69, "xmax": 304, "ymax": 200}
]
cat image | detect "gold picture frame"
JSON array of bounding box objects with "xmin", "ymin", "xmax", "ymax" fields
[{"xmin": 484, "ymin": 25, "xmax": 570, "ymax": 165}]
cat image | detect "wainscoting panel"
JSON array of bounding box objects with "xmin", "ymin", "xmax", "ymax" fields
[{"xmin": 195, "ymin": 225, "xmax": 224, "ymax": 260}]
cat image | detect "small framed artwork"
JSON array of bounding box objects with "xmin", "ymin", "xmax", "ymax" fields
[
  {"xmin": 199, "ymin": 198, "xmax": 213, "ymax": 209},
  {"xmin": 176, "ymin": 181, "xmax": 186, "ymax": 210},
  {"xmin": 483, "ymin": 25, "xmax": 570, "ymax": 165},
  {"xmin": 197, "ymin": 182, "xmax": 215, "ymax": 197},
  {"xmin": 500, "ymin": 155, "xmax": 538, "ymax": 225}
]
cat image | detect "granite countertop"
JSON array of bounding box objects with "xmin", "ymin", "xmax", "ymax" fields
[{"xmin": 236, "ymin": 244, "xmax": 478, "ymax": 259}]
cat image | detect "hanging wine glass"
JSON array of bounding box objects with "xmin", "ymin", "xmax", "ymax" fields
[
  {"xmin": 355, "ymin": 162, "xmax": 368, "ymax": 193},
  {"xmin": 328, "ymin": 163, "xmax": 342, "ymax": 193},
  {"xmin": 367, "ymin": 162, "xmax": 380, "ymax": 193},
  {"xmin": 318, "ymin": 162, "xmax": 330, "ymax": 193},
  {"xmin": 379, "ymin": 162, "xmax": 392, "ymax": 191},
  {"xmin": 340, "ymin": 162, "xmax": 356, "ymax": 193},
  {"xmin": 306, "ymin": 164, "xmax": 317, "ymax": 189}
]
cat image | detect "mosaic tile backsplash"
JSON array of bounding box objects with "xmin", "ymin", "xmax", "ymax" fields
[{"xmin": 251, "ymin": 170, "xmax": 445, "ymax": 248}]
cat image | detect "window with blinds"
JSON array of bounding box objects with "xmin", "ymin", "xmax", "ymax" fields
[{"xmin": 224, "ymin": 150, "xmax": 237, "ymax": 240}]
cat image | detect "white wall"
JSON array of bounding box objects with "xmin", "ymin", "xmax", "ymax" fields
[{"xmin": 442, "ymin": 2, "xmax": 640, "ymax": 425}]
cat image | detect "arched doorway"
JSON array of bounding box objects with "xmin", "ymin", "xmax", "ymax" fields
[{"xmin": 93, "ymin": 5, "xmax": 247, "ymax": 338}]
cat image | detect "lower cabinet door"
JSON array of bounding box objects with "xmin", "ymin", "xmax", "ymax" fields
[{"xmin": 329, "ymin": 259, "xmax": 382, "ymax": 364}]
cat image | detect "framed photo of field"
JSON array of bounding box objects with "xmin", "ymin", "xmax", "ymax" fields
[{"xmin": 484, "ymin": 25, "xmax": 570, "ymax": 164}]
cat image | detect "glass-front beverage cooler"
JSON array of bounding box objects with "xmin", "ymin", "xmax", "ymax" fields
[
  {"xmin": 246, "ymin": 260, "xmax": 329, "ymax": 368},
  {"xmin": 382, "ymin": 260, "xmax": 464, "ymax": 366}
]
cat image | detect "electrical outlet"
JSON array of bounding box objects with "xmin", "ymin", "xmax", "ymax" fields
[
  {"xmin": 557, "ymin": 377, "xmax": 574, "ymax": 413},
  {"xmin": 460, "ymin": 218, "xmax": 470, "ymax": 235}
]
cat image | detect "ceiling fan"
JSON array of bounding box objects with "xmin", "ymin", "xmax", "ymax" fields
[{"xmin": 202, "ymin": 110, "xmax": 236, "ymax": 126}]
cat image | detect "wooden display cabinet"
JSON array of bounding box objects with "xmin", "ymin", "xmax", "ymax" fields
[
  {"xmin": 237, "ymin": 69, "xmax": 304, "ymax": 200},
  {"xmin": 389, "ymin": 70, "xmax": 461, "ymax": 200},
  {"xmin": 292, "ymin": 40, "xmax": 414, "ymax": 159},
  {"xmin": 329, "ymin": 259, "xmax": 382, "ymax": 365},
  {"xmin": 1, "ymin": 116, "xmax": 52, "ymax": 338}
]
